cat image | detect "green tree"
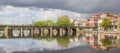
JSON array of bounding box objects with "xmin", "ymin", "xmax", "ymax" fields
[
  {"xmin": 34, "ymin": 21, "xmax": 44, "ymax": 26},
  {"xmin": 34, "ymin": 20, "xmax": 54, "ymax": 26},
  {"xmin": 117, "ymin": 20, "xmax": 120, "ymax": 28},
  {"xmin": 56, "ymin": 15, "xmax": 71, "ymax": 27},
  {"xmin": 44, "ymin": 20, "xmax": 54, "ymax": 26},
  {"xmin": 100, "ymin": 38, "xmax": 111, "ymax": 47},
  {"xmin": 100, "ymin": 19, "xmax": 112, "ymax": 29},
  {"xmin": 70, "ymin": 20, "xmax": 75, "ymax": 26}
]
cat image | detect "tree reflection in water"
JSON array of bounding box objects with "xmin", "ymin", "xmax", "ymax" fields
[
  {"xmin": 34, "ymin": 37, "xmax": 70, "ymax": 47},
  {"xmin": 33, "ymin": 37, "xmax": 82, "ymax": 48},
  {"xmin": 56, "ymin": 37, "xmax": 70, "ymax": 47},
  {"xmin": 117, "ymin": 39, "xmax": 120, "ymax": 48}
]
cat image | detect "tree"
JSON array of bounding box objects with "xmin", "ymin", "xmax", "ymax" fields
[
  {"xmin": 34, "ymin": 21, "xmax": 44, "ymax": 26},
  {"xmin": 33, "ymin": 15, "xmax": 74, "ymax": 27},
  {"xmin": 44, "ymin": 20, "xmax": 54, "ymax": 26},
  {"xmin": 34, "ymin": 20, "xmax": 54, "ymax": 26},
  {"xmin": 100, "ymin": 38, "xmax": 111, "ymax": 47},
  {"xmin": 117, "ymin": 20, "xmax": 120, "ymax": 28},
  {"xmin": 56, "ymin": 15, "xmax": 71, "ymax": 27},
  {"xmin": 70, "ymin": 21, "xmax": 75, "ymax": 26},
  {"xmin": 100, "ymin": 19, "xmax": 112, "ymax": 29}
]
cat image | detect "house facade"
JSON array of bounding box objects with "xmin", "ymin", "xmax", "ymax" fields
[
  {"xmin": 88, "ymin": 14, "xmax": 100, "ymax": 28},
  {"xmin": 74, "ymin": 19, "xmax": 88, "ymax": 27},
  {"xmin": 88, "ymin": 12, "xmax": 120, "ymax": 30}
]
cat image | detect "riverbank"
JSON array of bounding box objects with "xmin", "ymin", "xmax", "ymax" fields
[{"xmin": 80, "ymin": 30, "xmax": 120, "ymax": 35}]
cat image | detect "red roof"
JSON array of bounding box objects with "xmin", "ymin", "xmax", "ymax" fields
[
  {"xmin": 93, "ymin": 14, "xmax": 100, "ymax": 16},
  {"xmin": 91, "ymin": 14, "xmax": 100, "ymax": 18}
]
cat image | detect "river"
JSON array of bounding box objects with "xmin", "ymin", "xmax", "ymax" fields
[{"xmin": 0, "ymin": 30, "xmax": 120, "ymax": 53}]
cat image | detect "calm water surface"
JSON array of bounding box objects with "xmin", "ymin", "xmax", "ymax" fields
[
  {"xmin": 0, "ymin": 30, "xmax": 120, "ymax": 53},
  {"xmin": 0, "ymin": 36, "xmax": 88, "ymax": 53}
]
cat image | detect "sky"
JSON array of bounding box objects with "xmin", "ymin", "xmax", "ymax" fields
[{"xmin": 0, "ymin": 0, "xmax": 120, "ymax": 25}]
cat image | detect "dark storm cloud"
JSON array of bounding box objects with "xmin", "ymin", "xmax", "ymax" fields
[{"xmin": 0, "ymin": 0, "xmax": 120, "ymax": 14}]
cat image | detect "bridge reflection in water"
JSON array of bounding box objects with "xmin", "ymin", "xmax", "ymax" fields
[{"xmin": 0, "ymin": 25, "xmax": 84, "ymax": 38}]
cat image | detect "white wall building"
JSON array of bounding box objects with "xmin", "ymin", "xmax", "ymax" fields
[{"xmin": 74, "ymin": 19, "xmax": 88, "ymax": 27}]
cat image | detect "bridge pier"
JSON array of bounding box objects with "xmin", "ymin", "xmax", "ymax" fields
[
  {"xmin": 33, "ymin": 27, "xmax": 40, "ymax": 38},
  {"xmin": 76, "ymin": 27, "xmax": 80, "ymax": 37},
  {"xmin": 68, "ymin": 27, "xmax": 71, "ymax": 36},
  {"xmin": 40, "ymin": 28, "xmax": 44, "ymax": 37},
  {"xmin": 47, "ymin": 29, "xmax": 50, "ymax": 37},
  {"xmin": 60, "ymin": 28, "xmax": 63, "ymax": 37},
  {"xmin": 4, "ymin": 26, "xmax": 9, "ymax": 38},
  {"xmin": 20, "ymin": 27, "xmax": 23, "ymax": 38},
  {"xmin": 52, "ymin": 28, "xmax": 60, "ymax": 37},
  {"xmin": 50, "ymin": 27, "xmax": 53, "ymax": 37},
  {"xmin": 31, "ymin": 27, "xmax": 34, "ymax": 38},
  {"xmin": 64, "ymin": 28, "xmax": 68, "ymax": 36}
]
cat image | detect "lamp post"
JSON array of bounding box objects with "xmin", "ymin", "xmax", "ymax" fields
[
  {"xmin": 32, "ymin": 20, "xmax": 34, "ymax": 37},
  {"xmin": 32, "ymin": 20, "xmax": 34, "ymax": 26}
]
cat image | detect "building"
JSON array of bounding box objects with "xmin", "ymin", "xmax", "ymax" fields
[
  {"xmin": 88, "ymin": 13, "xmax": 100, "ymax": 28},
  {"xmin": 74, "ymin": 19, "xmax": 88, "ymax": 27},
  {"xmin": 88, "ymin": 12, "xmax": 120, "ymax": 30},
  {"xmin": 100, "ymin": 12, "xmax": 120, "ymax": 29}
]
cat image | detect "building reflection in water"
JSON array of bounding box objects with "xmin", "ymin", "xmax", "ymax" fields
[{"xmin": 85, "ymin": 34, "xmax": 120, "ymax": 50}]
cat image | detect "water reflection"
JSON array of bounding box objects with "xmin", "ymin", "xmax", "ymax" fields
[
  {"xmin": 84, "ymin": 34, "xmax": 120, "ymax": 50},
  {"xmin": 23, "ymin": 30, "xmax": 30, "ymax": 37},
  {"xmin": 12, "ymin": 30, "xmax": 20, "ymax": 37},
  {"xmin": 0, "ymin": 31, "xmax": 3, "ymax": 37},
  {"xmin": 0, "ymin": 33, "xmax": 120, "ymax": 52},
  {"xmin": 0, "ymin": 36, "xmax": 88, "ymax": 52}
]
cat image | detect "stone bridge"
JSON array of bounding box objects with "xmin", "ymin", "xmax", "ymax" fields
[{"xmin": 0, "ymin": 25, "xmax": 89, "ymax": 38}]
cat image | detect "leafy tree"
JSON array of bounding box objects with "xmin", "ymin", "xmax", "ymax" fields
[
  {"xmin": 34, "ymin": 21, "xmax": 44, "ymax": 26},
  {"xmin": 44, "ymin": 20, "xmax": 54, "ymax": 26},
  {"xmin": 34, "ymin": 15, "xmax": 74, "ymax": 27},
  {"xmin": 70, "ymin": 21, "xmax": 75, "ymax": 26},
  {"xmin": 117, "ymin": 20, "xmax": 120, "ymax": 28},
  {"xmin": 100, "ymin": 19, "xmax": 112, "ymax": 29},
  {"xmin": 100, "ymin": 38, "xmax": 111, "ymax": 47},
  {"xmin": 34, "ymin": 20, "xmax": 54, "ymax": 26},
  {"xmin": 56, "ymin": 15, "xmax": 71, "ymax": 27}
]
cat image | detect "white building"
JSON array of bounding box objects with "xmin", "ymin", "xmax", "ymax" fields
[{"xmin": 74, "ymin": 19, "xmax": 88, "ymax": 27}]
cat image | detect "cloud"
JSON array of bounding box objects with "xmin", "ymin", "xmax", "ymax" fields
[
  {"xmin": 0, "ymin": 39, "xmax": 88, "ymax": 52},
  {"xmin": 0, "ymin": 0, "xmax": 120, "ymax": 13},
  {"xmin": 0, "ymin": 6, "xmax": 90, "ymax": 25}
]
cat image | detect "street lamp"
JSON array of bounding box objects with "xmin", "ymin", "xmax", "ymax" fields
[{"xmin": 32, "ymin": 20, "xmax": 34, "ymax": 26}]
